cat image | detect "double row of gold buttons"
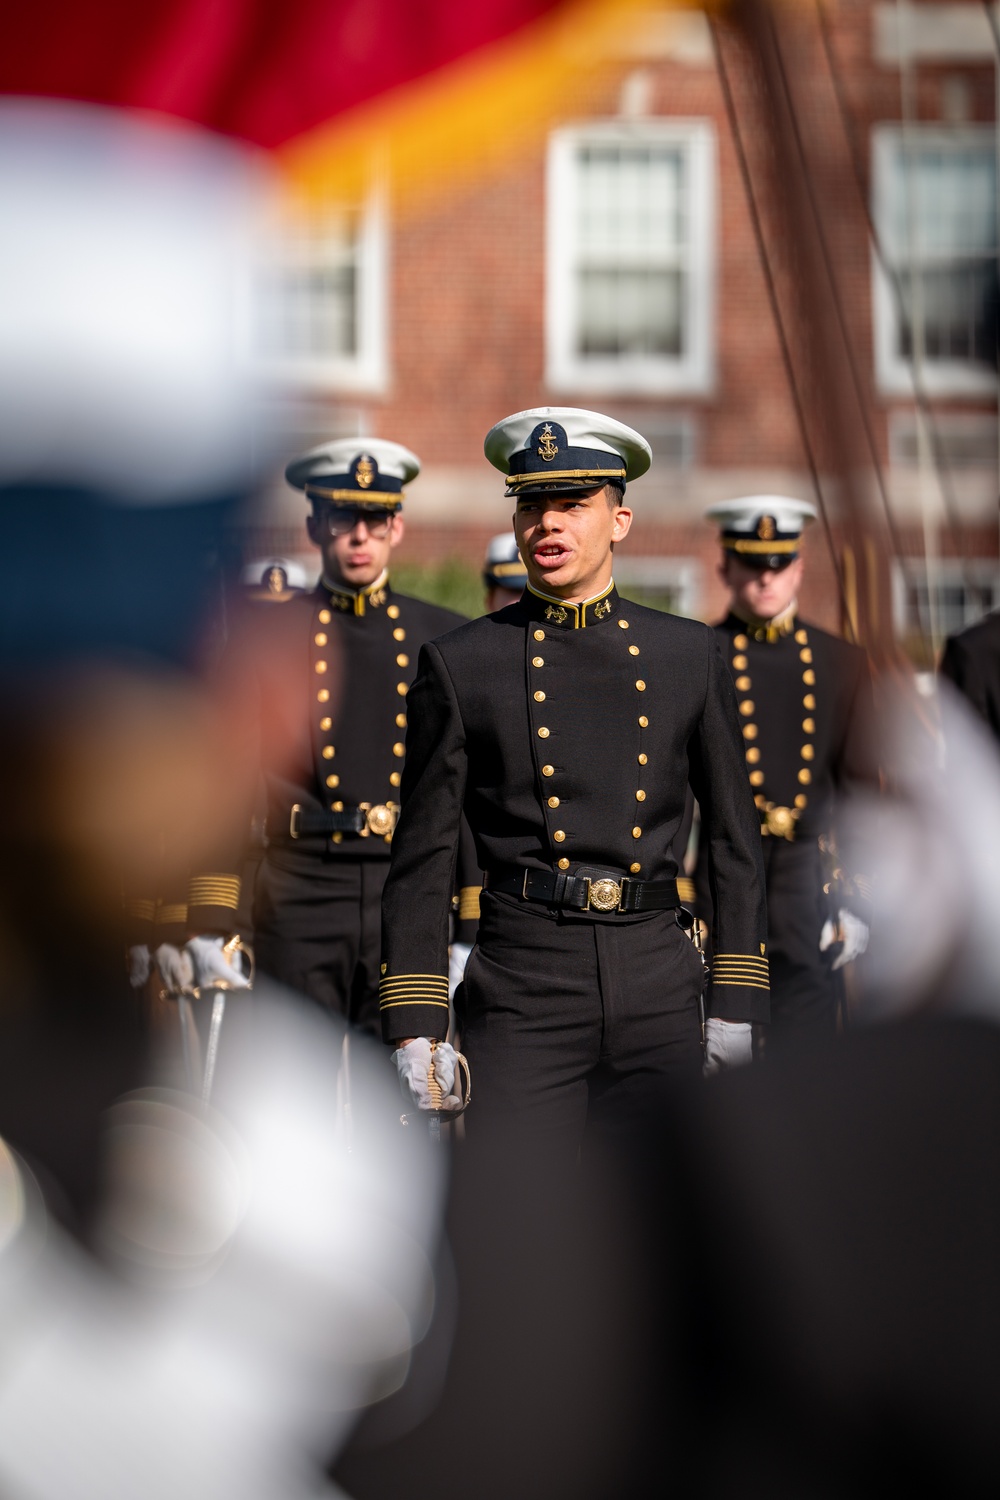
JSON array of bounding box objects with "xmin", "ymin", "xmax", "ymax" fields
[
  {"xmin": 531, "ymin": 617, "xmax": 648, "ymax": 875},
  {"xmin": 313, "ymin": 601, "xmax": 410, "ymax": 841},
  {"xmin": 734, "ymin": 626, "xmax": 816, "ymax": 817}
]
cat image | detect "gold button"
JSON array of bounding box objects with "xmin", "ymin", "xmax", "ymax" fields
[
  {"xmin": 638, "ymin": 715, "xmax": 648, "ymax": 728},
  {"xmin": 322, "ymin": 745, "xmax": 335, "ymax": 760},
  {"xmin": 734, "ymin": 634, "xmax": 749, "ymax": 650},
  {"xmin": 534, "ymin": 690, "xmax": 546, "ymax": 702},
  {"xmin": 541, "ymin": 764, "xmax": 555, "ymax": 777},
  {"xmin": 393, "ymin": 741, "xmax": 405, "ymax": 757},
  {"xmin": 754, "ymin": 793, "xmax": 766, "ymax": 808},
  {"xmin": 746, "ymin": 747, "xmax": 761, "ymax": 763},
  {"xmin": 739, "ymin": 700, "xmax": 755, "ymax": 715},
  {"xmin": 396, "ymin": 653, "xmax": 409, "ymax": 668},
  {"xmin": 743, "ymin": 723, "xmax": 758, "ymax": 739},
  {"xmin": 802, "ymin": 744, "xmax": 815, "ymax": 760},
  {"xmin": 799, "ymin": 648, "xmax": 813, "ymax": 663},
  {"xmin": 802, "ymin": 669, "xmax": 816, "ymax": 685},
  {"xmin": 547, "ymin": 796, "xmax": 560, "ymax": 808},
  {"xmin": 318, "ymin": 609, "xmax": 331, "ymax": 624},
  {"xmin": 749, "ymin": 770, "xmax": 765, "ymax": 786},
  {"xmin": 628, "ymin": 645, "xmax": 640, "ymax": 656},
  {"xmin": 795, "ymin": 629, "xmax": 808, "ymax": 645},
  {"xmin": 315, "ymin": 660, "xmax": 327, "ymax": 674},
  {"xmin": 632, "ymin": 826, "xmax": 642, "ymax": 839},
  {"xmin": 635, "ymin": 789, "xmax": 646, "ymax": 802},
  {"xmin": 735, "ymin": 674, "xmax": 751, "ymax": 691},
  {"xmin": 534, "ymin": 629, "xmax": 545, "ymax": 641},
  {"xmin": 803, "ymin": 693, "xmax": 816, "ymax": 710},
  {"xmin": 630, "ymin": 862, "xmax": 641, "ymax": 874},
  {"xmin": 396, "ymin": 712, "xmax": 406, "ymax": 727},
  {"xmin": 635, "ymin": 679, "xmax": 646, "ymax": 691},
  {"xmin": 397, "ymin": 682, "xmax": 408, "ymax": 695},
  {"xmin": 532, "ymin": 656, "xmax": 545, "ymax": 667},
  {"xmin": 802, "ymin": 717, "xmax": 815, "ymax": 733},
  {"xmin": 320, "ymin": 716, "xmax": 332, "ymax": 730},
  {"xmin": 798, "ymin": 768, "xmax": 812, "ymax": 785},
  {"xmin": 317, "ymin": 688, "xmax": 330, "ymax": 703},
  {"xmin": 794, "ymin": 793, "xmax": 808, "ymax": 808},
  {"xmin": 553, "ymin": 829, "xmax": 566, "ymax": 842},
  {"xmin": 733, "ymin": 654, "xmax": 748, "ymax": 670},
  {"xmin": 393, "ymin": 627, "xmax": 406, "ymax": 641},
  {"xmin": 538, "ymin": 726, "xmax": 550, "ymax": 738},
  {"xmin": 618, "ymin": 619, "xmax": 629, "ymax": 629},
  {"xmin": 390, "ymin": 770, "xmax": 401, "ymax": 787},
  {"xmin": 387, "ymin": 605, "xmax": 400, "ymax": 619},
  {"xmin": 558, "ymin": 857, "xmax": 570, "ymax": 870},
  {"xmin": 326, "ymin": 774, "xmax": 339, "ymax": 788},
  {"xmin": 314, "ymin": 632, "xmax": 328, "ymax": 646},
  {"xmin": 638, "ymin": 753, "xmax": 648, "ymax": 765},
  {"xmin": 332, "ymin": 800, "xmax": 344, "ymax": 811}
]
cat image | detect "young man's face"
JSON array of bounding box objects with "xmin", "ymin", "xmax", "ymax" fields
[
  {"xmin": 514, "ymin": 487, "xmax": 632, "ymax": 602},
  {"xmin": 720, "ymin": 553, "xmax": 804, "ymax": 622},
  {"xmin": 306, "ymin": 506, "xmax": 404, "ymax": 590}
]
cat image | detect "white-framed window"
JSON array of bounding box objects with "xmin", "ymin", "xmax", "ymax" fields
[
  {"xmin": 872, "ymin": 126, "xmax": 997, "ymax": 396},
  {"xmin": 545, "ymin": 121, "xmax": 717, "ymax": 396},
  {"xmin": 255, "ymin": 190, "xmax": 387, "ymax": 393},
  {"xmin": 613, "ymin": 556, "xmax": 702, "ymax": 617},
  {"xmin": 892, "ymin": 557, "xmax": 1000, "ymax": 641}
]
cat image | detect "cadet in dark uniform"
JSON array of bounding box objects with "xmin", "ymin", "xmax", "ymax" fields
[
  {"xmin": 939, "ymin": 609, "xmax": 1000, "ymax": 745},
  {"xmin": 380, "ymin": 408, "xmax": 768, "ymax": 1144},
  {"xmin": 246, "ymin": 439, "xmax": 478, "ymax": 1035},
  {"xmin": 482, "ymin": 532, "xmax": 528, "ymax": 612},
  {"xmin": 698, "ymin": 497, "xmax": 876, "ymax": 1042}
]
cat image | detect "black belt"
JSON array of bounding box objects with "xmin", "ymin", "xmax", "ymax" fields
[
  {"xmin": 274, "ymin": 802, "xmax": 399, "ymax": 841},
  {"xmin": 486, "ymin": 865, "xmax": 681, "ymax": 915}
]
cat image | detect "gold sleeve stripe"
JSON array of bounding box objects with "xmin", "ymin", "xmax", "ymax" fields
[
  {"xmin": 126, "ymin": 898, "xmax": 156, "ymax": 922},
  {"xmin": 379, "ymin": 999, "xmax": 450, "ymax": 1011},
  {"xmin": 676, "ymin": 877, "xmax": 696, "ymax": 903},
  {"xmin": 378, "ymin": 985, "xmax": 451, "ymax": 996},
  {"xmin": 458, "ymin": 886, "xmax": 481, "ymax": 921},
  {"xmin": 711, "ymin": 979, "xmax": 771, "ymax": 990},
  {"xmin": 379, "ymin": 977, "xmax": 450, "ymax": 988},
  {"xmin": 154, "ymin": 903, "xmax": 187, "ymax": 926},
  {"xmin": 713, "ymin": 954, "xmax": 769, "ymax": 963}
]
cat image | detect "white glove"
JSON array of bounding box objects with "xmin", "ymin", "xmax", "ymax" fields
[
  {"xmin": 154, "ymin": 942, "xmax": 194, "ymax": 993},
  {"xmin": 819, "ymin": 908, "xmax": 871, "ymax": 970},
  {"xmin": 703, "ymin": 1018, "xmax": 753, "ymax": 1076},
  {"xmin": 448, "ymin": 942, "xmax": 473, "ymax": 1000},
  {"xmin": 127, "ymin": 944, "xmax": 151, "ymax": 989},
  {"xmin": 185, "ymin": 935, "xmax": 251, "ymax": 990},
  {"xmin": 394, "ymin": 1038, "xmax": 461, "ymax": 1112}
]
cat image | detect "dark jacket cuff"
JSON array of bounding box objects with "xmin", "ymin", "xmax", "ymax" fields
[
  {"xmin": 708, "ymin": 952, "xmax": 770, "ymax": 1023},
  {"xmin": 378, "ymin": 973, "xmax": 451, "ymax": 1043}
]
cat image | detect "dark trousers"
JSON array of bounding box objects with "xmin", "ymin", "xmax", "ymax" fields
[
  {"xmin": 763, "ymin": 839, "xmax": 842, "ymax": 1042},
  {"xmin": 456, "ymin": 891, "xmax": 704, "ymax": 1149},
  {"xmin": 253, "ymin": 854, "xmax": 388, "ymax": 1035}
]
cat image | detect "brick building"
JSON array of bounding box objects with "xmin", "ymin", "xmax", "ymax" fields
[{"xmin": 245, "ymin": 0, "xmax": 998, "ymax": 656}]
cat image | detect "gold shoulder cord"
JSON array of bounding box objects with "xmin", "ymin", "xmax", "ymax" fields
[
  {"xmin": 732, "ymin": 627, "xmax": 816, "ymax": 840},
  {"xmin": 314, "ymin": 596, "xmax": 407, "ymax": 843}
]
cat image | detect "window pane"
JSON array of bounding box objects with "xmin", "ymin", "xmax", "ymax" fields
[
  {"xmin": 896, "ymin": 260, "xmax": 995, "ymax": 363},
  {"xmin": 259, "ymin": 209, "xmax": 360, "ymax": 359},
  {"xmin": 577, "ymin": 267, "xmax": 683, "ymax": 356},
  {"xmin": 576, "ymin": 143, "xmax": 685, "ymax": 258}
]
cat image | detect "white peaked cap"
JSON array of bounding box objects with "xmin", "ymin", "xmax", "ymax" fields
[
  {"xmin": 705, "ymin": 496, "xmax": 819, "ymax": 533},
  {"xmin": 285, "ymin": 438, "xmax": 420, "ymax": 493},
  {"xmin": 484, "ymin": 406, "xmax": 652, "ymax": 487}
]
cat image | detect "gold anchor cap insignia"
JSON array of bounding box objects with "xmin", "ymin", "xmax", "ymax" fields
[
  {"xmin": 356, "ymin": 455, "xmax": 376, "ymax": 488},
  {"xmin": 537, "ymin": 424, "xmax": 559, "ymax": 462},
  {"xmin": 757, "ymin": 514, "xmax": 776, "ymax": 541}
]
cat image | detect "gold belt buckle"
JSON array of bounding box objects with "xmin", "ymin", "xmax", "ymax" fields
[
  {"xmin": 587, "ymin": 877, "xmax": 623, "ymax": 912},
  {"xmin": 359, "ymin": 802, "xmax": 398, "ymax": 839},
  {"xmin": 763, "ymin": 804, "xmax": 798, "ymax": 841}
]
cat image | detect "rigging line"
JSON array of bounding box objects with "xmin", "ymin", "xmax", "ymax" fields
[
  {"xmin": 767, "ymin": 4, "xmax": 904, "ymax": 568},
  {"xmin": 815, "ymin": 0, "xmax": 978, "ymax": 585},
  {"xmin": 982, "ymin": 0, "xmax": 1000, "ymax": 61},
  {"xmin": 707, "ymin": 11, "xmax": 858, "ymax": 642}
]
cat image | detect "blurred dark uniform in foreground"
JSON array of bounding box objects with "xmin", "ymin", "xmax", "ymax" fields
[
  {"xmin": 245, "ymin": 440, "xmax": 477, "ymax": 1034},
  {"xmin": 696, "ymin": 499, "xmax": 876, "ymax": 1042},
  {"xmin": 940, "ymin": 608, "xmax": 1000, "ymax": 745}
]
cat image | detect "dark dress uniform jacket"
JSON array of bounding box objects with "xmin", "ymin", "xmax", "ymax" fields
[
  {"xmin": 940, "ymin": 610, "xmax": 1000, "ymax": 745},
  {"xmin": 380, "ymin": 585, "xmax": 768, "ymax": 1042},
  {"xmin": 698, "ymin": 613, "xmax": 875, "ymax": 1033}
]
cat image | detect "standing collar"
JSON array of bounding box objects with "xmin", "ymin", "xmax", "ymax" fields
[
  {"xmin": 321, "ymin": 569, "xmax": 390, "ymax": 616},
  {"xmin": 523, "ymin": 580, "xmax": 618, "ymax": 629},
  {"xmin": 724, "ymin": 606, "xmax": 797, "ymax": 644}
]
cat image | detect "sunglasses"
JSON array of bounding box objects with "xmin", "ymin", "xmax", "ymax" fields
[{"xmin": 317, "ymin": 507, "xmax": 397, "ymax": 539}]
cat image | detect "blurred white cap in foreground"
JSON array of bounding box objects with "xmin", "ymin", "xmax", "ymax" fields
[{"xmin": 0, "ymin": 99, "xmax": 277, "ymax": 503}]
